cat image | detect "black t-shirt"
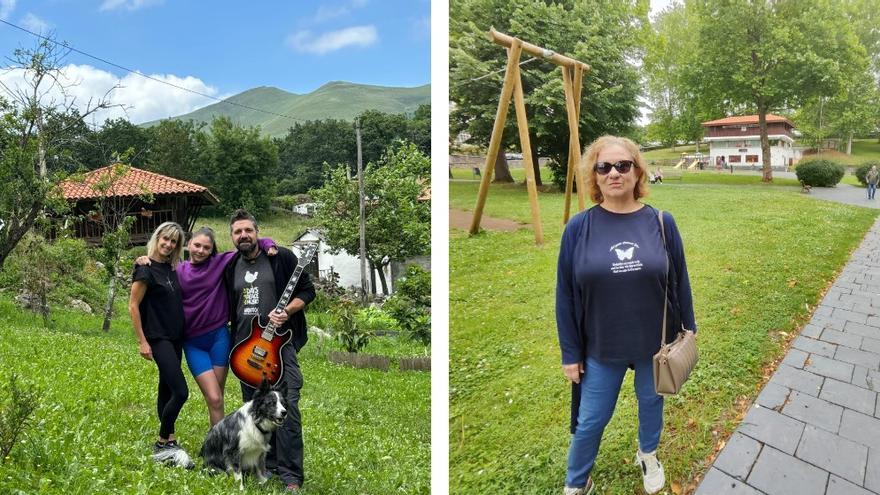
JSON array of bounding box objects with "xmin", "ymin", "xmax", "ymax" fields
[{"xmin": 133, "ymin": 261, "xmax": 185, "ymax": 342}]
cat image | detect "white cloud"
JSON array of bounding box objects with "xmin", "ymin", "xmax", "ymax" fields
[
  {"xmin": 0, "ymin": 64, "xmax": 220, "ymax": 125},
  {"xmin": 99, "ymin": 0, "xmax": 163, "ymax": 12},
  {"xmin": 0, "ymin": 0, "xmax": 16, "ymax": 20},
  {"xmin": 20, "ymin": 13, "xmax": 49, "ymax": 34},
  {"xmin": 287, "ymin": 25, "xmax": 378, "ymax": 55},
  {"xmin": 312, "ymin": 0, "xmax": 368, "ymax": 23}
]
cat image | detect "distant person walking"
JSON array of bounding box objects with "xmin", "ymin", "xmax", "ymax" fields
[{"xmin": 866, "ymin": 165, "xmax": 879, "ymax": 200}]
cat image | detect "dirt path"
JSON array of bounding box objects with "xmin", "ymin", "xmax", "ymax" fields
[{"xmin": 449, "ymin": 208, "xmax": 528, "ymax": 231}]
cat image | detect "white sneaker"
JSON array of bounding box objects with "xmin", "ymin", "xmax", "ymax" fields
[
  {"xmin": 563, "ymin": 477, "xmax": 594, "ymax": 495},
  {"xmin": 635, "ymin": 449, "xmax": 665, "ymax": 494}
]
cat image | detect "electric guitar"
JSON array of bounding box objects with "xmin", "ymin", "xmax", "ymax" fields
[{"xmin": 230, "ymin": 244, "xmax": 317, "ymax": 388}]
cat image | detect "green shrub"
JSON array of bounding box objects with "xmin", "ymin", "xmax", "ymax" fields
[
  {"xmin": 854, "ymin": 161, "xmax": 880, "ymax": 186},
  {"xmin": 355, "ymin": 306, "xmax": 398, "ymax": 333},
  {"xmin": 795, "ymin": 159, "xmax": 845, "ymax": 187},
  {"xmin": 384, "ymin": 265, "xmax": 431, "ymax": 344},
  {"xmin": 0, "ymin": 373, "xmax": 40, "ymax": 464},
  {"xmin": 332, "ymin": 298, "xmax": 372, "ymax": 353}
]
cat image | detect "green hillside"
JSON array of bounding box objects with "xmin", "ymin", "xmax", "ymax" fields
[{"xmin": 144, "ymin": 81, "xmax": 430, "ymax": 137}]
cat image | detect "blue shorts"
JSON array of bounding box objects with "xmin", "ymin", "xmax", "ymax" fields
[{"xmin": 183, "ymin": 325, "xmax": 231, "ymax": 377}]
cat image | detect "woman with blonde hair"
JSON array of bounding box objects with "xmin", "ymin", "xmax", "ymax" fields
[
  {"xmin": 128, "ymin": 221, "xmax": 192, "ymax": 463},
  {"xmin": 556, "ymin": 136, "xmax": 696, "ymax": 494}
]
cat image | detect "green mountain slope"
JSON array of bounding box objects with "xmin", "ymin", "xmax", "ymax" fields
[{"xmin": 144, "ymin": 81, "xmax": 430, "ymax": 137}]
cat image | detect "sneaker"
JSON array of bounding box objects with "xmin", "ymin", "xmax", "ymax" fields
[
  {"xmin": 635, "ymin": 449, "xmax": 665, "ymax": 494},
  {"xmin": 152, "ymin": 441, "xmax": 168, "ymax": 453},
  {"xmin": 563, "ymin": 477, "xmax": 594, "ymax": 495},
  {"xmin": 285, "ymin": 483, "xmax": 302, "ymax": 493}
]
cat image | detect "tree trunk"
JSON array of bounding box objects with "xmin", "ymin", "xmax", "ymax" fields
[
  {"xmin": 492, "ymin": 148, "xmax": 515, "ymax": 183},
  {"xmin": 371, "ymin": 258, "xmax": 389, "ymax": 295},
  {"xmin": 103, "ymin": 273, "xmax": 117, "ymax": 332},
  {"xmin": 757, "ymin": 105, "xmax": 773, "ymax": 182},
  {"xmin": 0, "ymin": 201, "xmax": 42, "ymax": 270},
  {"xmin": 847, "ymin": 134, "xmax": 853, "ymax": 155},
  {"xmin": 528, "ymin": 130, "xmax": 542, "ymax": 186}
]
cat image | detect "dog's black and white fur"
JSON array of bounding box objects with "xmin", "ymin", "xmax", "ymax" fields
[{"xmin": 200, "ymin": 379, "xmax": 287, "ymax": 490}]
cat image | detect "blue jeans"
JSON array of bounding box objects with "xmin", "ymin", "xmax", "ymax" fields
[
  {"xmin": 565, "ymin": 357, "xmax": 664, "ymax": 488},
  {"xmin": 869, "ymin": 183, "xmax": 876, "ymax": 199}
]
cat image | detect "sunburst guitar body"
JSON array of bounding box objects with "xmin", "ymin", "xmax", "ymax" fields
[{"xmin": 229, "ymin": 244, "xmax": 317, "ymax": 389}]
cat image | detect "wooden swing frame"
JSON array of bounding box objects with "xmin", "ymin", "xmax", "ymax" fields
[{"xmin": 468, "ymin": 29, "xmax": 591, "ymax": 245}]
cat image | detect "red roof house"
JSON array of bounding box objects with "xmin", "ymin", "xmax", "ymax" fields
[{"xmin": 59, "ymin": 165, "xmax": 218, "ymax": 246}]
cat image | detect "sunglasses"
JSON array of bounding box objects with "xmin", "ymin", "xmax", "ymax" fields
[{"xmin": 594, "ymin": 160, "xmax": 636, "ymax": 175}]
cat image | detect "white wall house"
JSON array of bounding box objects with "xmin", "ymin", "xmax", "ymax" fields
[
  {"xmin": 291, "ymin": 202, "xmax": 317, "ymax": 216},
  {"xmin": 292, "ymin": 229, "xmax": 430, "ymax": 296},
  {"xmin": 702, "ymin": 114, "xmax": 803, "ymax": 171}
]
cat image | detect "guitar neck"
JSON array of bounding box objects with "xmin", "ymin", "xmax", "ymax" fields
[{"xmin": 274, "ymin": 264, "xmax": 305, "ymax": 312}]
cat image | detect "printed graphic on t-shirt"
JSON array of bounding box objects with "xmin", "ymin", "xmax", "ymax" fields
[
  {"xmin": 609, "ymin": 241, "xmax": 643, "ymax": 274},
  {"xmin": 243, "ymin": 271, "xmax": 260, "ymax": 315}
]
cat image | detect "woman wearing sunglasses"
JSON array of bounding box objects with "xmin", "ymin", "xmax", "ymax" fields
[{"xmin": 556, "ymin": 135, "xmax": 696, "ymax": 494}]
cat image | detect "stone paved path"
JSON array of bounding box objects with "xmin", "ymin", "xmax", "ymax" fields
[{"xmin": 696, "ymin": 215, "xmax": 880, "ymax": 495}]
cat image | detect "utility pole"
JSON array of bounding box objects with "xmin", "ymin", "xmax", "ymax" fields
[{"xmin": 356, "ymin": 118, "xmax": 369, "ymax": 302}]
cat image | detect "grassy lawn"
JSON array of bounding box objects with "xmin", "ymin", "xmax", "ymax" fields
[
  {"xmin": 194, "ymin": 212, "xmax": 317, "ymax": 251},
  {"xmin": 0, "ymin": 210, "xmax": 430, "ymax": 494},
  {"xmin": 449, "ymin": 180, "xmax": 878, "ymax": 494}
]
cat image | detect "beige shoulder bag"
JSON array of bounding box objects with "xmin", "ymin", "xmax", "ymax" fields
[{"xmin": 653, "ymin": 210, "xmax": 698, "ymax": 396}]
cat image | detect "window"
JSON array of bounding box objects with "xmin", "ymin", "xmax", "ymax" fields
[
  {"xmin": 729, "ymin": 155, "xmax": 741, "ymax": 163},
  {"xmin": 746, "ymin": 155, "xmax": 759, "ymax": 163}
]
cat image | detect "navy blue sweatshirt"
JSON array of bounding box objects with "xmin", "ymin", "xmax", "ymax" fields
[{"xmin": 556, "ymin": 204, "xmax": 696, "ymax": 365}]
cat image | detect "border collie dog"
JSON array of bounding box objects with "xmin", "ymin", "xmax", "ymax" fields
[{"xmin": 200, "ymin": 379, "xmax": 287, "ymax": 490}]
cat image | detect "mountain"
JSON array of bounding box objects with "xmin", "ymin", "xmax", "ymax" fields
[{"xmin": 143, "ymin": 81, "xmax": 430, "ymax": 138}]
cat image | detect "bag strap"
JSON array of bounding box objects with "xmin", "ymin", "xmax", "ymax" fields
[{"xmin": 658, "ymin": 209, "xmax": 669, "ymax": 348}]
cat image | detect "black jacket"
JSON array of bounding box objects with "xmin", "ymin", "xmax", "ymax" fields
[{"xmin": 223, "ymin": 245, "xmax": 316, "ymax": 351}]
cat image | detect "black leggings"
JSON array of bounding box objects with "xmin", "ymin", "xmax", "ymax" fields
[{"xmin": 151, "ymin": 339, "xmax": 189, "ymax": 439}]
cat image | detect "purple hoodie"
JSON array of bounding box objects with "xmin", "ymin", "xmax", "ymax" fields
[{"xmin": 177, "ymin": 237, "xmax": 275, "ymax": 339}]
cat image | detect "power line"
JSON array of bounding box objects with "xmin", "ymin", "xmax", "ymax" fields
[{"xmin": 0, "ymin": 18, "xmax": 308, "ymax": 123}]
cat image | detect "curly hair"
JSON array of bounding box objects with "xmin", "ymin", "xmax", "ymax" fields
[{"xmin": 580, "ymin": 135, "xmax": 649, "ymax": 204}]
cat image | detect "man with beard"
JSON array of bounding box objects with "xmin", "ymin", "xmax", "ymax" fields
[{"xmin": 223, "ymin": 209, "xmax": 315, "ymax": 493}]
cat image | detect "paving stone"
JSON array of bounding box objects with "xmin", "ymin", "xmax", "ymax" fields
[
  {"xmin": 836, "ymin": 308, "xmax": 870, "ymax": 325},
  {"xmin": 846, "ymin": 321, "xmax": 880, "ymax": 340},
  {"xmin": 841, "ymin": 293, "xmax": 874, "ymax": 307},
  {"xmin": 747, "ymin": 446, "xmax": 829, "ymax": 495},
  {"xmin": 836, "ymin": 346, "xmax": 880, "ymax": 370},
  {"xmin": 769, "ymin": 364, "xmax": 824, "ymax": 397},
  {"xmin": 816, "ymin": 305, "xmax": 835, "ymax": 317},
  {"xmin": 782, "ymin": 391, "xmax": 843, "ymax": 433},
  {"xmin": 796, "ymin": 425, "xmax": 867, "ymax": 485},
  {"xmin": 840, "ymin": 410, "xmax": 880, "ymax": 450},
  {"xmin": 866, "ymin": 448, "xmax": 880, "ymax": 493},
  {"xmin": 696, "ymin": 468, "xmax": 764, "ymax": 495},
  {"xmin": 714, "ymin": 432, "xmax": 762, "ymax": 481},
  {"xmin": 868, "ymin": 315, "xmax": 880, "ymax": 328},
  {"xmin": 814, "ymin": 314, "xmax": 846, "ymax": 331},
  {"xmin": 862, "ymin": 336, "xmax": 880, "ymax": 355},
  {"xmin": 800, "ymin": 323, "xmax": 823, "ymax": 338},
  {"xmin": 782, "ymin": 348, "xmax": 809, "ymax": 369},
  {"xmin": 756, "ymin": 382, "xmax": 790, "ymax": 410},
  {"xmin": 825, "ymin": 297, "xmax": 856, "ymax": 310},
  {"xmin": 852, "ymin": 366, "xmax": 873, "ymax": 391},
  {"xmin": 820, "ymin": 377, "xmax": 877, "ymax": 415},
  {"xmin": 792, "ymin": 336, "xmax": 837, "ymax": 358},
  {"xmin": 739, "ymin": 405, "xmax": 805, "ymax": 455},
  {"xmin": 821, "ymin": 328, "xmax": 863, "ymax": 349},
  {"xmin": 804, "ymin": 354, "xmax": 854, "ymax": 382},
  {"xmin": 827, "ymin": 475, "xmax": 875, "ymax": 495},
  {"xmin": 852, "ymin": 303, "xmax": 879, "ymax": 316}
]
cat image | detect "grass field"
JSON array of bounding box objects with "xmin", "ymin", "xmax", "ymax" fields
[
  {"xmin": 0, "ymin": 212, "xmax": 430, "ymax": 495},
  {"xmin": 448, "ymin": 180, "xmax": 878, "ymax": 494}
]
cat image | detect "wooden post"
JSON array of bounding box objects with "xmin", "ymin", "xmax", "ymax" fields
[
  {"xmin": 572, "ymin": 66, "xmax": 586, "ymax": 207},
  {"xmin": 562, "ymin": 67, "xmax": 584, "ymax": 220},
  {"xmin": 512, "ymin": 60, "xmax": 543, "ymax": 245},
  {"xmin": 469, "ymin": 40, "xmax": 523, "ymax": 235}
]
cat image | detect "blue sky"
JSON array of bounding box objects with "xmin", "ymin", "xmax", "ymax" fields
[{"xmin": 0, "ymin": 0, "xmax": 430, "ymax": 123}]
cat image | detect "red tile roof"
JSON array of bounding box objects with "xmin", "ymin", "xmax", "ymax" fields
[
  {"xmin": 61, "ymin": 165, "xmax": 218, "ymax": 203},
  {"xmin": 702, "ymin": 114, "xmax": 794, "ymax": 127}
]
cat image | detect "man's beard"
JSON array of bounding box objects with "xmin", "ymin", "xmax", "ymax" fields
[{"xmin": 236, "ymin": 238, "xmax": 257, "ymax": 255}]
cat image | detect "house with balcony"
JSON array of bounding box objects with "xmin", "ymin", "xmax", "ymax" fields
[{"xmin": 701, "ymin": 114, "xmax": 803, "ymax": 171}]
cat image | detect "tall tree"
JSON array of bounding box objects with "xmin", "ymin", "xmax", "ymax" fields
[
  {"xmin": 95, "ymin": 117, "xmax": 151, "ymax": 168},
  {"xmin": 202, "ymin": 117, "xmax": 277, "ymax": 215},
  {"xmin": 146, "ymin": 119, "xmax": 206, "ymax": 182},
  {"xmin": 277, "ymin": 119, "xmax": 356, "ymax": 194},
  {"xmin": 0, "ymin": 38, "xmax": 117, "ymax": 270},
  {"xmin": 311, "ymin": 142, "xmax": 430, "ymax": 294},
  {"xmin": 690, "ymin": 0, "xmax": 868, "ymax": 181},
  {"xmin": 450, "ymin": 0, "xmax": 647, "ymax": 189}
]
